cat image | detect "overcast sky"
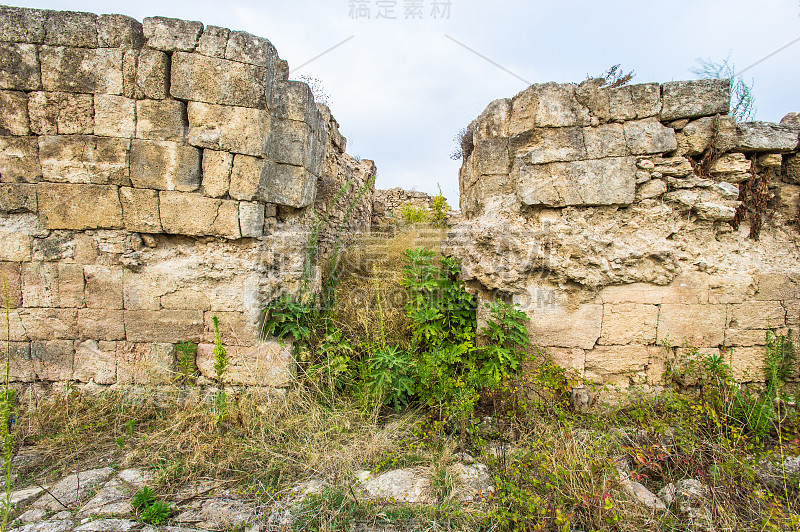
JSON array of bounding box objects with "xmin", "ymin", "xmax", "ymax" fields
[{"xmin": 10, "ymin": 0, "xmax": 800, "ymax": 204}]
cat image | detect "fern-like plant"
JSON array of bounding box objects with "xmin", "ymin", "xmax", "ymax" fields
[{"xmin": 174, "ymin": 341, "xmax": 198, "ymax": 386}]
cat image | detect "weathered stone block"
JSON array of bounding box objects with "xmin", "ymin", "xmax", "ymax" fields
[
  {"xmin": 31, "ymin": 232, "xmax": 74, "ymax": 262},
  {"xmin": 37, "ymin": 183, "xmax": 123, "ymax": 230},
  {"xmin": 0, "ymin": 262, "xmax": 21, "ymax": 308},
  {"xmin": 757, "ymin": 153, "xmax": 783, "ymax": 168},
  {"xmin": 129, "ymin": 140, "xmax": 200, "ymax": 191},
  {"xmin": 0, "ymin": 136, "xmax": 41, "ymax": 182},
  {"xmin": 94, "ymin": 95, "xmax": 136, "ymax": 138},
  {"xmin": 729, "ymin": 346, "xmax": 766, "ymax": 382},
  {"xmin": 136, "ymin": 100, "xmax": 187, "ymax": 142},
  {"xmin": 785, "ymin": 154, "xmax": 800, "ymax": 184},
  {"xmin": 725, "ymin": 329, "xmax": 772, "ymax": 347},
  {"xmin": 523, "ymin": 302, "xmax": 603, "ymax": 350},
  {"xmin": 539, "ymin": 347, "xmax": 585, "ymax": 374},
  {"xmin": 583, "ymin": 123, "xmax": 626, "ymax": 159},
  {"xmin": 161, "ymin": 289, "xmax": 211, "ymax": 311},
  {"xmin": 0, "ymin": 6, "xmax": 47, "ymax": 43},
  {"xmin": 159, "ymin": 191, "xmax": 241, "ymax": 239},
  {"xmin": 119, "ymin": 187, "xmax": 161, "ymax": 233},
  {"xmin": 58, "ymin": 263, "xmax": 85, "ymax": 308},
  {"xmin": 200, "ymin": 150, "xmax": 232, "ymax": 198},
  {"xmin": 134, "ymin": 49, "xmax": 169, "ymax": 100},
  {"xmin": 116, "ymin": 341, "xmax": 174, "ymax": 384},
  {"xmin": 196, "ymin": 25, "xmax": 230, "ymax": 58},
  {"xmin": 142, "ymin": 16, "xmax": 203, "ymax": 52},
  {"xmin": 599, "ymin": 303, "xmax": 659, "ymax": 345},
  {"xmin": 1, "ymin": 310, "xmax": 26, "ymax": 341},
  {"xmin": 509, "ymin": 83, "xmax": 591, "ymax": 134},
  {"xmin": 472, "ymin": 98, "xmax": 511, "ymax": 140},
  {"xmin": 73, "ymin": 339, "xmax": 117, "ymax": 384},
  {"xmin": 754, "ymin": 273, "xmax": 796, "ymax": 301},
  {"xmin": 27, "ymin": 91, "xmax": 93, "ymax": 135},
  {"xmin": 84, "ymin": 265, "xmax": 123, "ymax": 309},
  {"xmin": 229, "ymin": 154, "xmax": 267, "ymax": 201},
  {"xmin": 196, "ymin": 341, "xmax": 293, "ymax": 386},
  {"xmin": 39, "ymin": 135, "xmax": 130, "ymax": 185},
  {"xmin": 513, "ymin": 128, "xmax": 586, "ymax": 164},
  {"xmin": 31, "ymin": 340, "xmax": 74, "ymax": 381},
  {"xmin": 5, "ymin": 342, "xmax": 33, "ymax": 382},
  {"xmin": 708, "ymin": 273, "xmax": 755, "ymax": 304},
  {"xmin": 676, "ymin": 116, "xmax": 738, "ymax": 156},
  {"xmin": 22, "ymin": 262, "xmax": 58, "ymax": 307},
  {"xmin": 608, "ymin": 83, "xmax": 661, "ymax": 120},
  {"xmin": 202, "ymin": 311, "xmax": 258, "ymax": 345},
  {"xmin": 727, "ymin": 301, "xmax": 785, "ymax": 330},
  {"xmin": 40, "ymin": 46, "xmax": 123, "ymax": 95},
  {"xmin": 187, "ymin": 102, "xmax": 269, "ymax": 157},
  {"xmin": 78, "ymin": 309, "xmax": 125, "ymax": 341},
  {"xmin": 657, "ymin": 304, "xmax": 726, "ymax": 347},
  {"xmin": 601, "ymin": 277, "xmax": 711, "ymax": 308},
  {"xmin": 170, "ymin": 52, "xmax": 268, "ymax": 109},
  {"xmin": 239, "ymin": 201, "xmax": 264, "ymax": 238},
  {"xmin": 584, "ymin": 345, "xmax": 656, "ymax": 386},
  {"xmin": 735, "ymin": 122, "xmax": 799, "ymax": 153},
  {"xmin": 710, "ymin": 152, "xmax": 751, "ymax": 176},
  {"xmin": 44, "ymin": 10, "xmax": 97, "ymax": 47},
  {"xmin": 574, "ymin": 79, "xmax": 610, "ymax": 121},
  {"xmin": 0, "ymin": 90, "xmax": 29, "ymax": 135},
  {"xmin": 226, "ymin": 30, "xmax": 278, "ymax": 68},
  {"xmin": 660, "ymin": 79, "xmax": 730, "ymax": 121},
  {"xmin": 261, "ymin": 163, "xmax": 316, "ymax": 209},
  {"xmin": 623, "ymin": 118, "xmax": 677, "ymax": 155},
  {"xmin": 271, "ymin": 81, "xmax": 315, "ymax": 122},
  {"xmin": 266, "ymin": 118, "xmax": 311, "ymax": 166},
  {"xmin": 515, "ymin": 156, "xmax": 636, "ymax": 207},
  {"xmin": 0, "ymin": 231, "xmax": 31, "ymax": 261},
  {"xmin": 636, "ymin": 179, "xmax": 667, "ymax": 200},
  {"xmin": 21, "ymin": 308, "xmax": 78, "ymax": 340},
  {"xmin": 97, "ymin": 14, "xmax": 144, "ymax": 48},
  {"xmin": 0, "ymin": 43, "xmax": 41, "ymax": 91},
  {"xmin": 124, "ymin": 309, "xmax": 203, "ymax": 343},
  {"xmin": 0, "ymin": 183, "xmax": 36, "ymax": 214}
]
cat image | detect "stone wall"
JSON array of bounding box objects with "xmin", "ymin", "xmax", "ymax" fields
[
  {"xmin": 447, "ymin": 78, "xmax": 800, "ymax": 391},
  {"xmin": 372, "ymin": 187, "xmax": 435, "ymax": 224},
  {"xmin": 0, "ymin": 7, "xmax": 374, "ymax": 388}
]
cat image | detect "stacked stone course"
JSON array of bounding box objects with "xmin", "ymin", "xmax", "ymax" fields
[
  {"xmin": 0, "ymin": 6, "xmax": 376, "ymax": 388},
  {"xmin": 449, "ymin": 78, "xmax": 800, "ymax": 391}
]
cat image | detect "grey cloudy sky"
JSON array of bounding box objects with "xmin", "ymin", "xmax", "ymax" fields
[{"xmin": 11, "ymin": 0, "xmax": 800, "ymax": 205}]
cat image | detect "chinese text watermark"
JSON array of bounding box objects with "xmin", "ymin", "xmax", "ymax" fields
[{"xmin": 348, "ymin": 0, "xmax": 453, "ymax": 20}]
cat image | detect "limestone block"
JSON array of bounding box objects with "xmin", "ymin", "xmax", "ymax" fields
[
  {"xmin": 124, "ymin": 309, "xmax": 203, "ymax": 343},
  {"xmin": 623, "ymin": 118, "xmax": 677, "ymax": 155},
  {"xmin": 650, "ymin": 156, "xmax": 693, "ymax": 177},
  {"xmin": 116, "ymin": 341, "xmax": 175, "ymax": 384},
  {"xmin": 472, "ymin": 98, "xmax": 511, "ymax": 140},
  {"xmin": 200, "ymin": 150, "xmax": 233, "ymax": 198},
  {"xmin": 119, "ymin": 187, "xmax": 162, "ymax": 233},
  {"xmin": 39, "ymin": 135, "xmax": 130, "ymax": 185},
  {"xmin": 0, "ymin": 43, "xmax": 41, "ymax": 91},
  {"xmin": 170, "ymin": 52, "xmax": 268, "ymax": 109},
  {"xmin": 0, "ymin": 136, "xmax": 41, "ymax": 182},
  {"xmin": 271, "ymin": 81, "xmax": 315, "ymax": 122},
  {"xmin": 78, "ymin": 309, "xmax": 125, "ymax": 341},
  {"xmin": 196, "ymin": 25, "xmax": 230, "ymax": 58},
  {"xmin": 226, "ymin": 30, "xmax": 278, "ymax": 68},
  {"xmin": 757, "ymin": 153, "xmax": 783, "ymax": 168},
  {"xmin": 129, "ymin": 140, "xmax": 200, "ymax": 191},
  {"xmin": 239, "ymin": 201, "xmax": 265, "ymax": 238},
  {"xmin": 583, "ymin": 123, "xmax": 626, "ymax": 159},
  {"xmin": 135, "ymin": 100, "xmax": 187, "ymax": 142},
  {"xmin": 608, "ymin": 83, "xmax": 662, "ymax": 120},
  {"xmin": 692, "ymin": 201, "xmax": 737, "ymax": 222},
  {"xmin": 31, "ymin": 340, "xmax": 74, "ymax": 381},
  {"xmin": 5, "ymin": 342, "xmax": 33, "ymax": 382},
  {"xmin": 708, "ymin": 274, "xmax": 755, "ymax": 304},
  {"xmin": 754, "ymin": 273, "xmax": 796, "ymax": 301},
  {"xmin": 0, "ymin": 6, "xmax": 47, "ymax": 43},
  {"xmin": 783, "ymin": 113, "xmax": 800, "ymax": 125},
  {"xmin": 540, "ymin": 347, "xmax": 585, "ymax": 375},
  {"xmin": 0, "ymin": 262, "xmax": 21, "ymax": 308},
  {"xmin": 160, "ymin": 289, "xmax": 211, "ymax": 311},
  {"xmin": 725, "ymin": 329, "xmax": 772, "ymax": 347},
  {"xmin": 727, "ymin": 301, "xmax": 785, "ymax": 330},
  {"xmin": 600, "ymin": 275, "xmax": 711, "ymax": 307},
  {"xmin": 266, "ymin": 118, "xmax": 311, "ymax": 166},
  {"xmin": 636, "ymin": 179, "xmax": 667, "ymax": 200},
  {"xmin": 260, "ymin": 162, "xmax": 316, "ymax": 208},
  {"xmin": 599, "ymin": 303, "xmax": 659, "ymax": 345},
  {"xmin": 84, "ymin": 265, "xmax": 123, "ymax": 309},
  {"xmin": 524, "ymin": 303, "xmax": 602, "ymax": 350},
  {"xmin": 584, "ymin": 345, "xmax": 655, "ymax": 386},
  {"xmin": 785, "ymin": 154, "xmax": 800, "ymax": 184},
  {"xmin": 73, "ymin": 339, "xmax": 117, "ymax": 384},
  {"xmin": 94, "ymin": 95, "xmax": 136, "ymax": 138},
  {"xmin": 196, "ymin": 341, "xmax": 293, "ymax": 386},
  {"xmin": 134, "ymin": 49, "xmax": 169, "ymax": 100},
  {"xmin": 513, "ymin": 128, "xmax": 585, "ymax": 164},
  {"xmin": 1, "ymin": 310, "xmax": 26, "ymax": 341},
  {"xmin": 660, "ymin": 79, "xmax": 730, "ymax": 121},
  {"xmin": 142, "ymin": 16, "xmax": 202, "ymax": 52},
  {"xmin": 22, "ymin": 262, "xmax": 58, "ymax": 307},
  {"xmin": 21, "ymin": 308, "xmax": 78, "ymax": 340},
  {"xmin": 158, "ymin": 191, "xmax": 241, "ymax": 239},
  {"xmin": 0, "ymin": 231, "xmax": 31, "ymax": 261},
  {"xmin": 657, "ymin": 304, "xmax": 726, "ymax": 347},
  {"xmin": 44, "ymin": 10, "xmax": 97, "ymax": 47},
  {"xmin": 775, "ymin": 183, "xmax": 800, "ymax": 221},
  {"xmin": 31, "ymin": 232, "xmax": 74, "ymax": 262},
  {"xmin": 187, "ymin": 102, "xmax": 268, "ymax": 156},
  {"xmin": 735, "ymin": 122, "xmax": 799, "ymax": 152},
  {"xmin": 509, "ymin": 82, "xmax": 591, "ymax": 134},
  {"xmin": 515, "ymin": 156, "xmax": 636, "ymax": 207},
  {"xmin": 97, "ymin": 14, "xmax": 144, "ymax": 48},
  {"xmin": 58, "ymin": 263, "xmax": 85, "ymax": 308},
  {"xmin": 277, "ymin": 59, "xmax": 289, "ymax": 81},
  {"xmin": 574, "ymin": 79, "xmax": 610, "ymax": 121},
  {"xmin": 36, "ymin": 183, "xmax": 123, "ymax": 229},
  {"xmin": 677, "ymin": 116, "xmax": 738, "ymax": 155},
  {"xmin": 0, "ymin": 183, "xmax": 37, "ymax": 214},
  {"xmin": 229, "ymin": 154, "xmax": 267, "ymax": 201},
  {"xmin": 710, "ymin": 152, "xmax": 751, "ymax": 176},
  {"xmin": 0, "ymin": 90, "xmax": 29, "ymax": 135},
  {"xmin": 729, "ymin": 346, "xmax": 766, "ymax": 382},
  {"xmin": 40, "ymin": 46, "xmax": 123, "ymax": 95},
  {"xmin": 202, "ymin": 311, "xmax": 258, "ymax": 346}
]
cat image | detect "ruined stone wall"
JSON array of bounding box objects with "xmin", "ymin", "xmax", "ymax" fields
[
  {"xmin": 372, "ymin": 187, "xmax": 435, "ymax": 224},
  {"xmin": 447, "ymin": 78, "xmax": 800, "ymax": 391},
  {"xmin": 0, "ymin": 6, "xmax": 374, "ymax": 388}
]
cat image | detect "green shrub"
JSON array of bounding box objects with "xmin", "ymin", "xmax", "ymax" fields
[
  {"xmin": 430, "ymin": 184, "xmax": 449, "ymax": 226},
  {"xmin": 399, "ymin": 203, "xmax": 429, "ymax": 224},
  {"xmin": 175, "ymin": 341, "xmax": 198, "ymax": 386}
]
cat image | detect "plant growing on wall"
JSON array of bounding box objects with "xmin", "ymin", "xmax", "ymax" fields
[{"xmin": 692, "ymin": 55, "xmax": 756, "ymax": 122}]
